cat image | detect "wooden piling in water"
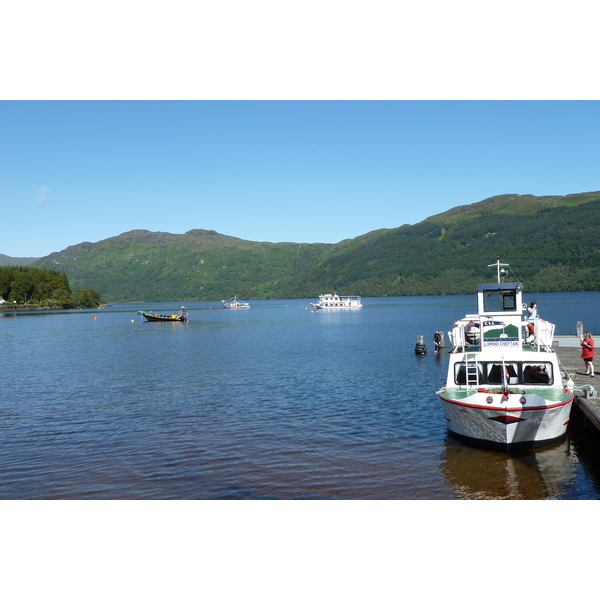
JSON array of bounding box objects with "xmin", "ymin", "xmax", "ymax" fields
[{"xmin": 414, "ymin": 335, "xmax": 427, "ymax": 355}]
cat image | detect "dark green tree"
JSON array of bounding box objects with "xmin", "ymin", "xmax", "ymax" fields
[{"xmin": 73, "ymin": 288, "xmax": 103, "ymax": 308}]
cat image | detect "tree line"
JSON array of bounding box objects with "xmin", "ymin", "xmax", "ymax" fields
[{"xmin": 0, "ymin": 266, "xmax": 103, "ymax": 309}]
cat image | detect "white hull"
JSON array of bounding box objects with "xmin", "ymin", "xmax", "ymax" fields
[
  {"xmin": 440, "ymin": 394, "xmax": 573, "ymax": 446},
  {"xmin": 312, "ymin": 305, "xmax": 362, "ymax": 309}
]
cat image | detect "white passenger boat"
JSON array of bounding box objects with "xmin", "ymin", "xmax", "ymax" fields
[
  {"xmin": 222, "ymin": 296, "xmax": 250, "ymax": 309},
  {"xmin": 310, "ymin": 293, "xmax": 363, "ymax": 309},
  {"xmin": 437, "ymin": 259, "xmax": 574, "ymax": 448}
]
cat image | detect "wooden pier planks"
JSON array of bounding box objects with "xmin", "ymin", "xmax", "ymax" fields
[{"xmin": 553, "ymin": 337, "xmax": 600, "ymax": 431}]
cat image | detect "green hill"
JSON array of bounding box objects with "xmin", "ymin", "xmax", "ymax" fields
[
  {"xmin": 33, "ymin": 191, "xmax": 600, "ymax": 301},
  {"xmin": 304, "ymin": 191, "xmax": 600, "ymax": 296},
  {"xmin": 35, "ymin": 229, "xmax": 331, "ymax": 302},
  {"xmin": 0, "ymin": 253, "xmax": 40, "ymax": 267}
]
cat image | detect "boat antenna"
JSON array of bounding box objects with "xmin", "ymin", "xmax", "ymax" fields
[{"xmin": 488, "ymin": 256, "xmax": 509, "ymax": 283}]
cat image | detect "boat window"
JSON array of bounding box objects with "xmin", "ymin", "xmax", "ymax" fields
[
  {"xmin": 456, "ymin": 361, "xmax": 554, "ymax": 386},
  {"xmin": 454, "ymin": 363, "xmax": 484, "ymax": 385},
  {"xmin": 502, "ymin": 292, "xmax": 516, "ymax": 311},
  {"xmin": 522, "ymin": 362, "xmax": 553, "ymax": 385},
  {"xmin": 483, "ymin": 290, "xmax": 517, "ymax": 312},
  {"xmin": 486, "ymin": 362, "xmax": 519, "ymax": 385},
  {"xmin": 455, "ymin": 365, "xmax": 466, "ymax": 385}
]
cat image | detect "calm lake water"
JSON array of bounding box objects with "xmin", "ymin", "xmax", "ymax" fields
[{"xmin": 2, "ymin": 292, "xmax": 600, "ymax": 500}]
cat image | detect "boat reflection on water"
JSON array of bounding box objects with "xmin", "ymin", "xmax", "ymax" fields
[{"xmin": 440, "ymin": 434, "xmax": 576, "ymax": 499}]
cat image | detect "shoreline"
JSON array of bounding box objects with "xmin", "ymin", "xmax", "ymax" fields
[{"xmin": 0, "ymin": 304, "xmax": 106, "ymax": 312}]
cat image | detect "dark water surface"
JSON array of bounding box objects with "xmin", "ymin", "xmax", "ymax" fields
[{"xmin": 2, "ymin": 292, "xmax": 600, "ymax": 499}]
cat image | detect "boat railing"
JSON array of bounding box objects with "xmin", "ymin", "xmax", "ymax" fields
[
  {"xmin": 529, "ymin": 318, "xmax": 555, "ymax": 351},
  {"xmin": 449, "ymin": 325, "xmax": 464, "ymax": 351},
  {"xmin": 448, "ymin": 317, "xmax": 480, "ymax": 352}
]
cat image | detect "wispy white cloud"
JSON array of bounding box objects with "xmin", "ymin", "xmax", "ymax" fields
[{"xmin": 36, "ymin": 185, "xmax": 52, "ymax": 204}]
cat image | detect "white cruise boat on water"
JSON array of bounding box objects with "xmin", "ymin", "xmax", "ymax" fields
[
  {"xmin": 222, "ymin": 296, "xmax": 250, "ymax": 309},
  {"xmin": 310, "ymin": 293, "xmax": 363, "ymax": 309},
  {"xmin": 437, "ymin": 259, "xmax": 575, "ymax": 448}
]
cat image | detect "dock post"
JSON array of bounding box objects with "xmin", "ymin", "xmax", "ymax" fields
[{"xmin": 415, "ymin": 335, "xmax": 427, "ymax": 356}]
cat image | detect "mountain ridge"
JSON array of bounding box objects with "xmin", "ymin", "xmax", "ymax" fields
[{"xmin": 16, "ymin": 190, "xmax": 600, "ymax": 301}]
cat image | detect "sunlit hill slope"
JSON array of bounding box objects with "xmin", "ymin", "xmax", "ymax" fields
[{"xmin": 32, "ymin": 191, "xmax": 600, "ymax": 302}]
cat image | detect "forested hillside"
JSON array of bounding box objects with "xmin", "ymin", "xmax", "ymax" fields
[
  {"xmin": 32, "ymin": 191, "xmax": 600, "ymax": 302},
  {"xmin": 305, "ymin": 191, "xmax": 600, "ymax": 296},
  {"xmin": 35, "ymin": 229, "xmax": 331, "ymax": 302}
]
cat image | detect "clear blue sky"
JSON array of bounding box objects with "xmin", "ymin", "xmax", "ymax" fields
[
  {"xmin": 2, "ymin": 4, "xmax": 599, "ymax": 258},
  {"xmin": 2, "ymin": 100, "xmax": 599, "ymax": 257}
]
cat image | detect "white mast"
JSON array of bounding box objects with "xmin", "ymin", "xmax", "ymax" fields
[{"xmin": 488, "ymin": 257, "xmax": 509, "ymax": 283}]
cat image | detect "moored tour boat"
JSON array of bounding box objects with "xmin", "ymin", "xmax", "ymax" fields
[
  {"xmin": 437, "ymin": 259, "xmax": 574, "ymax": 448},
  {"xmin": 137, "ymin": 307, "xmax": 188, "ymax": 322},
  {"xmin": 310, "ymin": 293, "xmax": 362, "ymax": 309},
  {"xmin": 222, "ymin": 296, "xmax": 250, "ymax": 309}
]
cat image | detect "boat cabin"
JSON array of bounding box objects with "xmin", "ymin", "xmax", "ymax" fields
[
  {"xmin": 476, "ymin": 281, "xmax": 523, "ymax": 315},
  {"xmin": 448, "ymin": 279, "xmax": 555, "ymax": 353}
]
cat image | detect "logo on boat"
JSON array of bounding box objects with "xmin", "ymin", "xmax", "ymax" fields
[
  {"xmin": 482, "ymin": 320, "xmax": 504, "ymax": 327},
  {"xmin": 482, "ymin": 321, "xmax": 519, "ymax": 347}
]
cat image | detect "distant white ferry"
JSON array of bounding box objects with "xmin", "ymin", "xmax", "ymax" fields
[
  {"xmin": 222, "ymin": 296, "xmax": 250, "ymax": 309},
  {"xmin": 310, "ymin": 293, "xmax": 363, "ymax": 309}
]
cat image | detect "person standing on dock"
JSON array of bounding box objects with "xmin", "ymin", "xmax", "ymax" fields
[
  {"xmin": 581, "ymin": 332, "xmax": 595, "ymax": 376},
  {"xmin": 433, "ymin": 330, "xmax": 442, "ymax": 355}
]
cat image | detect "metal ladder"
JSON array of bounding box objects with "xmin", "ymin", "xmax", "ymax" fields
[{"xmin": 464, "ymin": 354, "xmax": 479, "ymax": 386}]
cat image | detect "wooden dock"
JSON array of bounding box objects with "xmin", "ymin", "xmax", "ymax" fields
[{"xmin": 554, "ymin": 336, "xmax": 600, "ymax": 431}]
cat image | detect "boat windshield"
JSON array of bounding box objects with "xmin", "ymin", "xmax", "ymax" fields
[{"xmin": 481, "ymin": 289, "xmax": 517, "ymax": 312}]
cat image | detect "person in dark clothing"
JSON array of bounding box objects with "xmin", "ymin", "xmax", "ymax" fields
[{"xmin": 433, "ymin": 330, "xmax": 442, "ymax": 355}]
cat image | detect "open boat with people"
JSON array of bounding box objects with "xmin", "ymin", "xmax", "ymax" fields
[
  {"xmin": 222, "ymin": 296, "xmax": 250, "ymax": 309},
  {"xmin": 437, "ymin": 259, "xmax": 574, "ymax": 448},
  {"xmin": 310, "ymin": 293, "xmax": 363, "ymax": 309},
  {"xmin": 137, "ymin": 307, "xmax": 188, "ymax": 322}
]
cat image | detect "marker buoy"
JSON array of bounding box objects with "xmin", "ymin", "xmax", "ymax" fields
[{"xmin": 414, "ymin": 334, "xmax": 427, "ymax": 355}]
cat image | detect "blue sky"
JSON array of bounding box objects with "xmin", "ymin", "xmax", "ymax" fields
[
  {"xmin": 2, "ymin": 100, "xmax": 599, "ymax": 257},
  {"xmin": 1, "ymin": 3, "xmax": 599, "ymax": 258}
]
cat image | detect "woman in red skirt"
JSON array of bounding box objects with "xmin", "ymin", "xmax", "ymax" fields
[{"xmin": 581, "ymin": 332, "xmax": 595, "ymax": 376}]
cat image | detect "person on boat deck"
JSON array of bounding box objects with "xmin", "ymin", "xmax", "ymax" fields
[
  {"xmin": 524, "ymin": 364, "xmax": 549, "ymax": 384},
  {"xmin": 581, "ymin": 332, "xmax": 595, "ymax": 376},
  {"xmin": 526, "ymin": 301, "xmax": 537, "ymax": 341}
]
